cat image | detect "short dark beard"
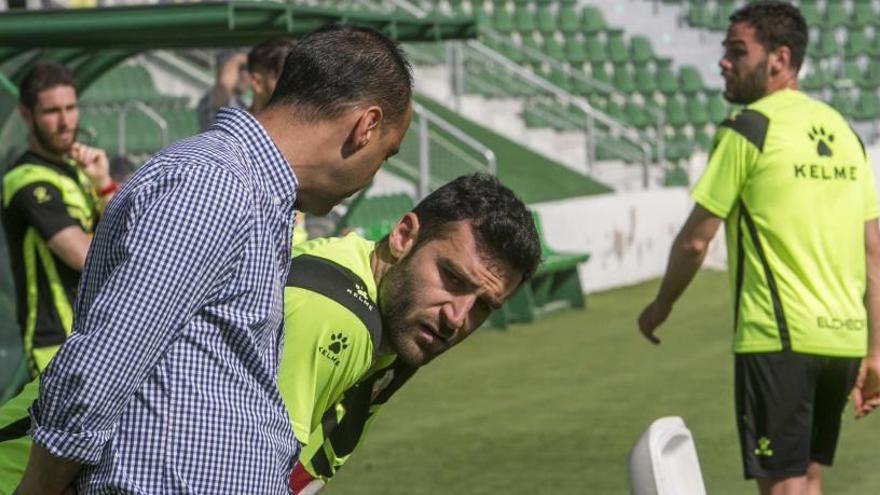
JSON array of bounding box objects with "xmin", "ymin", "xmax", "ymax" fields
[
  {"xmin": 725, "ymin": 57, "xmax": 769, "ymax": 105},
  {"xmin": 32, "ymin": 120, "xmax": 73, "ymax": 156},
  {"xmin": 377, "ymin": 253, "xmax": 423, "ymax": 367}
]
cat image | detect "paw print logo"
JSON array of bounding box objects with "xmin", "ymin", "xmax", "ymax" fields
[
  {"xmin": 328, "ymin": 333, "xmax": 349, "ymax": 354},
  {"xmin": 808, "ymin": 126, "xmax": 834, "ymax": 157}
]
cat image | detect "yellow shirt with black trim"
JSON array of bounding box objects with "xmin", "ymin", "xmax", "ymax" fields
[{"xmin": 692, "ymin": 89, "xmax": 878, "ymax": 357}]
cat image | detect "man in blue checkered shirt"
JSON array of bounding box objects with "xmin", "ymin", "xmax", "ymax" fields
[{"xmin": 15, "ymin": 25, "xmax": 413, "ymax": 495}]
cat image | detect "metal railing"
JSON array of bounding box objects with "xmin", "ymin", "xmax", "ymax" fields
[
  {"xmin": 391, "ymin": 101, "xmax": 496, "ymax": 199},
  {"xmin": 461, "ymin": 40, "xmax": 653, "ymax": 187},
  {"xmin": 117, "ymin": 100, "xmax": 169, "ymax": 156}
]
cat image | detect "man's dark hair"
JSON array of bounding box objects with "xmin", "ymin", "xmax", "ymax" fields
[
  {"xmin": 410, "ymin": 173, "xmax": 542, "ymax": 285},
  {"xmin": 729, "ymin": 1, "xmax": 808, "ymax": 72},
  {"xmin": 248, "ymin": 38, "xmax": 296, "ymax": 76},
  {"xmin": 268, "ymin": 24, "xmax": 413, "ymax": 124},
  {"xmin": 19, "ymin": 62, "xmax": 76, "ymax": 109}
]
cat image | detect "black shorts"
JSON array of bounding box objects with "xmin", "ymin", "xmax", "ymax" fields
[{"xmin": 734, "ymin": 351, "xmax": 860, "ymax": 480}]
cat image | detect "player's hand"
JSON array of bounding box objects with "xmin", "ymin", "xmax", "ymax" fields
[
  {"xmin": 637, "ymin": 300, "xmax": 671, "ymax": 345},
  {"xmin": 70, "ymin": 142, "xmax": 112, "ymax": 190},
  {"xmin": 852, "ymin": 355, "xmax": 880, "ymax": 419}
]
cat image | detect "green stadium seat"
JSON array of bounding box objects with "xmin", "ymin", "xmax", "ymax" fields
[
  {"xmin": 830, "ymin": 89, "xmax": 856, "ymax": 117},
  {"xmin": 664, "ymin": 165, "xmax": 690, "ymax": 187},
  {"xmin": 589, "ymin": 62, "xmax": 613, "ymax": 87},
  {"xmin": 613, "ymin": 64, "xmax": 637, "ymax": 94},
  {"xmin": 473, "ymin": 3, "xmax": 491, "ymax": 26},
  {"xmin": 542, "ymin": 35, "xmax": 566, "ymax": 62},
  {"xmin": 800, "ymin": 60, "xmax": 833, "ymax": 91},
  {"xmin": 840, "ymin": 60, "xmax": 866, "ymax": 88},
  {"xmin": 547, "ymin": 67, "xmax": 573, "ymax": 93},
  {"xmin": 823, "ymin": 3, "xmax": 849, "ymax": 29},
  {"xmin": 665, "ymin": 96, "xmax": 689, "ymax": 128},
  {"xmin": 845, "ymin": 29, "xmax": 871, "ymax": 58},
  {"xmin": 522, "ymin": 33, "xmax": 542, "ymax": 61},
  {"xmin": 513, "ymin": 3, "xmax": 536, "ymax": 33},
  {"xmin": 852, "ymin": 90, "xmax": 880, "ymax": 121},
  {"xmin": 563, "ymin": 35, "xmax": 586, "ymax": 65},
  {"xmin": 815, "ymin": 29, "xmax": 841, "ymax": 58},
  {"xmin": 851, "ymin": 0, "xmax": 875, "ymax": 28},
  {"xmin": 799, "ymin": 0, "xmax": 822, "ymax": 28},
  {"xmin": 536, "ymin": 3, "xmax": 557, "ymax": 34},
  {"xmin": 667, "ymin": 130, "xmax": 694, "ymax": 162},
  {"xmin": 686, "ymin": 96, "xmax": 709, "ymax": 126},
  {"xmin": 581, "ymin": 5, "xmax": 606, "ymax": 34},
  {"xmin": 624, "ymin": 101, "xmax": 651, "ymax": 129},
  {"xmin": 864, "ymin": 60, "xmax": 880, "ymax": 88},
  {"xmin": 656, "ymin": 58, "xmax": 679, "ymax": 94},
  {"xmin": 678, "ymin": 65, "xmax": 704, "ymax": 95},
  {"xmin": 635, "ymin": 65, "xmax": 657, "ymax": 94},
  {"xmin": 694, "ymin": 128, "xmax": 713, "ymax": 151},
  {"xmin": 585, "ymin": 36, "xmax": 607, "ymax": 64},
  {"xmin": 606, "ymin": 30, "xmax": 629, "ymax": 64},
  {"xmin": 709, "ymin": 0, "xmax": 735, "ymax": 31},
  {"xmin": 630, "ymin": 36, "xmax": 654, "ymax": 66},
  {"xmin": 492, "ymin": 5, "xmax": 515, "ymax": 34},
  {"xmin": 870, "ymin": 31, "xmax": 880, "ymax": 57},
  {"xmin": 602, "ymin": 99, "xmax": 626, "ymax": 123},
  {"xmin": 686, "ymin": 0, "xmax": 710, "ymax": 28},
  {"xmin": 558, "ymin": 2, "xmax": 580, "ymax": 34},
  {"xmin": 706, "ymin": 91, "xmax": 729, "ymax": 123}
]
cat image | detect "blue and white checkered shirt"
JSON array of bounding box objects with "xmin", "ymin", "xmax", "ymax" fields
[{"xmin": 30, "ymin": 108, "xmax": 300, "ymax": 494}]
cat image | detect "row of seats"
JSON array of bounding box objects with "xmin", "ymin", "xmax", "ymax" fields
[
  {"xmin": 829, "ymin": 88, "xmax": 880, "ymax": 121},
  {"xmin": 686, "ymin": 0, "xmax": 879, "ymax": 31},
  {"xmin": 494, "ymin": 30, "xmax": 657, "ymax": 67},
  {"xmin": 80, "ymin": 107, "xmax": 198, "ymax": 155},
  {"xmin": 802, "ymin": 57, "xmax": 880, "ymax": 90},
  {"xmin": 80, "ymin": 65, "xmax": 186, "ymax": 107}
]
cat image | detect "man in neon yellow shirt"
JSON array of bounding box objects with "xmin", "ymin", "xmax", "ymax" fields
[
  {"xmin": 0, "ymin": 173, "xmax": 542, "ymax": 494},
  {"xmin": 637, "ymin": 3, "xmax": 880, "ymax": 494}
]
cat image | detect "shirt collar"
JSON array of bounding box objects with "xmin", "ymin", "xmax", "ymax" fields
[{"xmin": 212, "ymin": 107, "xmax": 298, "ymax": 208}]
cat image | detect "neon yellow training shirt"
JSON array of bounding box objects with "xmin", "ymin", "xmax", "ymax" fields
[{"xmin": 692, "ymin": 89, "xmax": 878, "ymax": 357}]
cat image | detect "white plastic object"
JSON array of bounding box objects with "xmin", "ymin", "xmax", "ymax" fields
[{"xmin": 627, "ymin": 416, "xmax": 708, "ymax": 495}]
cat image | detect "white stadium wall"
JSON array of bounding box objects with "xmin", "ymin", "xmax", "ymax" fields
[{"xmin": 533, "ymin": 143, "xmax": 880, "ymax": 294}]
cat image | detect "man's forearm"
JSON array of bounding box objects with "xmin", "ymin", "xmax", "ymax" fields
[
  {"xmin": 655, "ymin": 234, "xmax": 709, "ymax": 308},
  {"xmin": 15, "ymin": 443, "xmax": 82, "ymax": 495}
]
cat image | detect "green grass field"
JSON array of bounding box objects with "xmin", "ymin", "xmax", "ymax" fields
[{"xmin": 328, "ymin": 270, "xmax": 880, "ymax": 494}]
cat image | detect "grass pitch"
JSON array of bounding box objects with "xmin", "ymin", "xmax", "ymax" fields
[{"xmin": 328, "ymin": 270, "xmax": 880, "ymax": 494}]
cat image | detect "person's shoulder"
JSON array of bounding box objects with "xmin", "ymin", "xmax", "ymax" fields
[{"xmin": 718, "ymin": 106, "xmax": 770, "ymax": 152}]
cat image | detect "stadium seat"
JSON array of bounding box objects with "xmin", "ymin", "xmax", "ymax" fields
[
  {"xmin": 799, "ymin": 0, "xmax": 822, "ymax": 28},
  {"xmin": 665, "ymin": 96, "xmax": 689, "ymax": 128},
  {"xmin": 492, "ymin": 4, "xmax": 515, "ymax": 34},
  {"xmin": 823, "ymin": 3, "xmax": 849, "ymax": 29},
  {"xmin": 664, "ymin": 165, "xmax": 690, "ymax": 187},
  {"xmin": 678, "ymin": 65, "xmax": 704, "ymax": 95},
  {"xmin": 800, "ymin": 59, "xmax": 834, "ymax": 91},
  {"xmin": 563, "ymin": 35, "xmax": 586, "ymax": 65},
  {"xmin": 840, "ymin": 59, "xmax": 866, "ymax": 88},
  {"xmin": 686, "ymin": 0, "xmax": 710, "ymax": 29},
  {"xmin": 558, "ymin": 1, "xmax": 580, "ymax": 34},
  {"xmin": 581, "ymin": 5, "xmax": 606, "ymax": 34},
  {"xmin": 624, "ymin": 100, "xmax": 651, "ymax": 129},
  {"xmin": 589, "ymin": 62, "xmax": 613, "ymax": 87},
  {"xmin": 635, "ymin": 65, "xmax": 658, "ymax": 94},
  {"xmin": 864, "ymin": 60, "xmax": 880, "ymax": 88},
  {"xmin": 853, "ymin": 90, "xmax": 880, "ymax": 121},
  {"xmin": 706, "ymin": 91, "xmax": 729, "ymax": 123},
  {"xmin": 585, "ymin": 36, "xmax": 608, "ymax": 64},
  {"xmin": 513, "ymin": 2, "xmax": 536, "ymax": 33},
  {"xmin": 542, "ymin": 35, "xmax": 566, "ymax": 62},
  {"xmin": 656, "ymin": 58, "xmax": 679, "ymax": 95},
  {"xmin": 685, "ymin": 96, "xmax": 709, "ymax": 126},
  {"xmin": 815, "ymin": 29, "xmax": 841, "ymax": 58},
  {"xmin": 528, "ymin": 211, "xmax": 589, "ymax": 312},
  {"xmin": 606, "ymin": 30, "xmax": 629, "ymax": 65},
  {"xmin": 694, "ymin": 128, "xmax": 713, "ymax": 151},
  {"xmin": 830, "ymin": 89, "xmax": 856, "ymax": 117},
  {"xmin": 844, "ymin": 29, "xmax": 871, "ymax": 58},
  {"xmin": 851, "ymin": 0, "xmax": 875, "ymax": 29},
  {"xmin": 613, "ymin": 64, "xmax": 637, "ymax": 94},
  {"xmin": 535, "ymin": 3, "xmax": 557, "ymax": 34},
  {"xmin": 627, "ymin": 417, "xmax": 708, "ymax": 495},
  {"xmin": 630, "ymin": 36, "xmax": 655, "ymax": 66}
]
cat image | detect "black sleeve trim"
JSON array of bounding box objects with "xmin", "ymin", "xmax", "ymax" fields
[
  {"xmin": 720, "ymin": 109, "xmax": 770, "ymax": 152},
  {"xmin": 286, "ymin": 254, "xmax": 383, "ymax": 360},
  {"xmin": 10, "ymin": 182, "xmax": 79, "ymax": 240},
  {"xmin": 0, "ymin": 417, "xmax": 30, "ymax": 443}
]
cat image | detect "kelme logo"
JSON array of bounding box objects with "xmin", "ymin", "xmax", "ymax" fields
[
  {"xmin": 754, "ymin": 436, "xmax": 773, "ymax": 457},
  {"xmin": 808, "ymin": 126, "xmax": 834, "ymax": 157},
  {"xmin": 32, "ymin": 186, "xmax": 51, "ymax": 204},
  {"xmin": 318, "ymin": 332, "xmax": 349, "ymax": 367}
]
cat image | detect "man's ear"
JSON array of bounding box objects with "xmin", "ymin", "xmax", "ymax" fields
[
  {"xmin": 352, "ymin": 106, "xmax": 383, "ymax": 150},
  {"xmin": 388, "ymin": 212, "xmax": 419, "ymax": 261},
  {"xmin": 769, "ymin": 46, "xmax": 790, "ymax": 76}
]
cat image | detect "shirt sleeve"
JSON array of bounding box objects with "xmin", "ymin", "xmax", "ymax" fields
[
  {"xmin": 29, "ymin": 166, "xmax": 254, "ymax": 465},
  {"xmin": 277, "ymin": 286, "xmax": 373, "ymax": 447},
  {"xmin": 9, "ymin": 182, "xmax": 80, "ymax": 240},
  {"xmin": 690, "ymin": 126, "xmax": 760, "ymax": 219}
]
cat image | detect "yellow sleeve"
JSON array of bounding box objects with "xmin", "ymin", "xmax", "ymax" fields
[
  {"xmin": 691, "ymin": 126, "xmax": 760, "ymax": 219},
  {"xmin": 277, "ymin": 287, "xmax": 374, "ymax": 447}
]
